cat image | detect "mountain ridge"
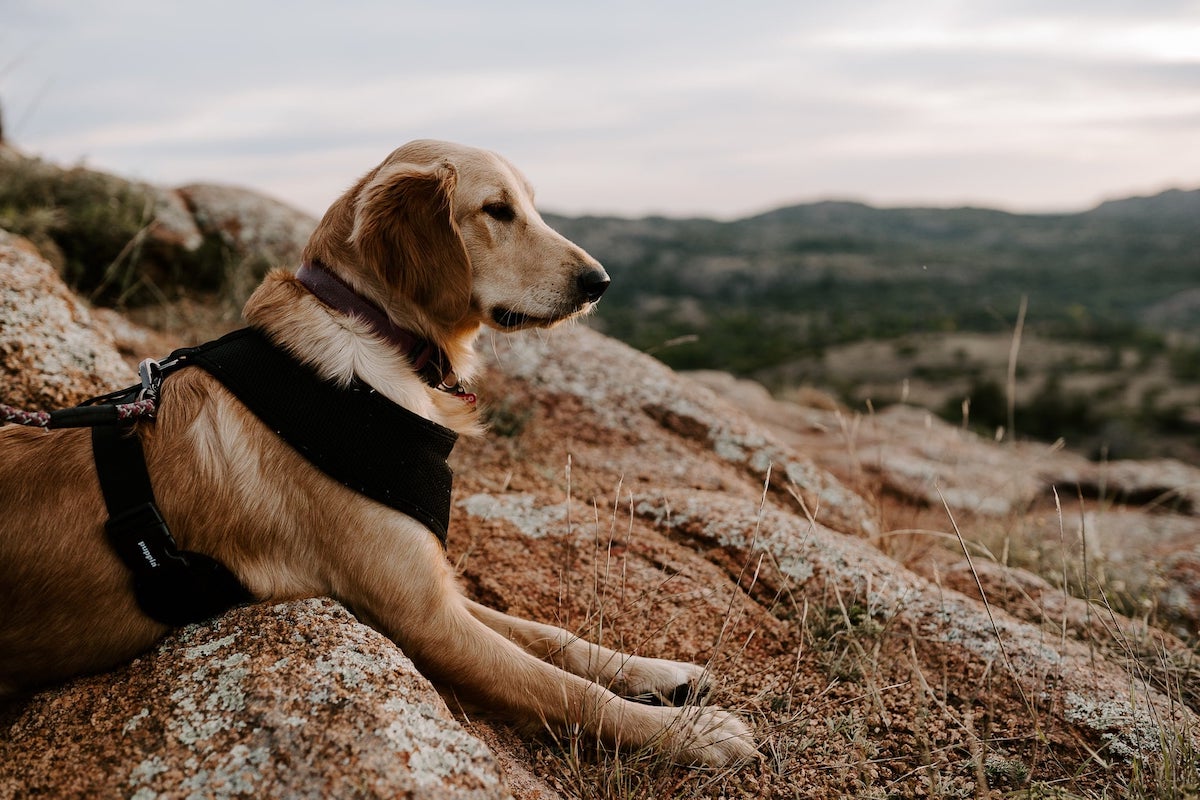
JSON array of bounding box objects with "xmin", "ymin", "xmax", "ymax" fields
[{"xmin": 548, "ymin": 185, "xmax": 1200, "ymax": 226}]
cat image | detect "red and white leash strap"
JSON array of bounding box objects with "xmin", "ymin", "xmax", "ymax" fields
[{"xmin": 0, "ymin": 359, "xmax": 162, "ymax": 428}]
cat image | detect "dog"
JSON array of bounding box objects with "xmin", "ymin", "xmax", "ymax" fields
[{"xmin": 0, "ymin": 140, "xmax": 755, "ymax": 766}]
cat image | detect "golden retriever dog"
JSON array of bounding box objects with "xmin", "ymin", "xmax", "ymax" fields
[{"xmin": 0, "ymin": 140, "xmax": 756, "ymax": 766}]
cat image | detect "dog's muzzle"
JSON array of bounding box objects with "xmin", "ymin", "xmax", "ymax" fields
[{"xmin": 491, "ymin": 267, "xmax": 611, "ymax": 329}]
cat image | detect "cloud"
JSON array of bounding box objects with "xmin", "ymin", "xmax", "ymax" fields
[{"xmin": 3, "ymin": 1, "xmax": 1198, "ymax": 218}]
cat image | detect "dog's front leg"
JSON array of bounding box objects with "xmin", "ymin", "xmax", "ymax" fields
[
  {"xmin": 329, "ymin": 513, "xmax": 756, "ymax": 766},
  {"xmin": 463, "ymin": 599, "xmax": 714, "ymax": 706}
]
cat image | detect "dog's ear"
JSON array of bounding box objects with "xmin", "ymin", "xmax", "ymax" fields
[{"xmin": 350, "ymin": 161, "xmax": 472, "ymax": 326}]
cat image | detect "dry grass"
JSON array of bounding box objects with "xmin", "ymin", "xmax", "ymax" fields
[
  {"xmin": 542, "ymin": 471, "xmax": 767, "ymax": 800},
  {"xmin": 493, "ymin": 409, "xmax": 1200, "ymax": 799},
  {"xmin": 493, "ymin": 461, "xmax": 1191, "ymax": 799},
  {"xmin": 845, "ymin": 439, "xmax": 1200, "ymax": 799}
]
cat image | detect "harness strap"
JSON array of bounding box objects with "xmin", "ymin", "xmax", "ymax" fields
[{"xmin": 92, "ymin": 424, "xmax": 254, "ymax": 626}]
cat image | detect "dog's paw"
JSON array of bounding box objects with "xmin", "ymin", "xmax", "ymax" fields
[
  {"xmin": 668, "ymin": 706, "xmax": 758, "ymax": 767},
  {"xmin": 617, "ymin": 657, "xmax": 712, "ymax": 707}
]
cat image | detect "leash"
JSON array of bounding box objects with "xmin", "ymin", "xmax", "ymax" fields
[
  {"xmin": 1, "ymin": 398, "xmax": 157, "ymax": 427},
  {"xmin": 1, "ymin": 358, "xmax": 163, "ymax": 428}
]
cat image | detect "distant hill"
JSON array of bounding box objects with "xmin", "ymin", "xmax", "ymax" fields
[
  {"xmin": 547, "ymin": 186, "xmax": 1200, "ymax": 376},
  {"xmin": 1087, "ymin": 187, "xmax": 1200, "ymax": 220}
]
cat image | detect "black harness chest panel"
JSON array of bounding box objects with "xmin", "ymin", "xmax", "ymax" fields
[{"xmin": 179, "ymin": 327, "xmax": 459, "ymax": 544}]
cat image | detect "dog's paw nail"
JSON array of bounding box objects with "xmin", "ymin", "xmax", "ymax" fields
[
  {"xmin": 669, "ymin": 682, "xmax": 695, "ymax": 706},
  {"xmin": 670, "ymin": 678, "xmax": 712, "ymax": 706}
]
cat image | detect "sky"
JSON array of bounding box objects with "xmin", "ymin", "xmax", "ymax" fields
[{"xmin": 4, "ymin": 1, "xmax": 1200, "ymax": 220}]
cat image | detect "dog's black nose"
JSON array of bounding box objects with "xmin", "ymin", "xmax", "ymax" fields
[{"xmin": 578, "ymin": 269, "xmax": 611, "ymax": 303}]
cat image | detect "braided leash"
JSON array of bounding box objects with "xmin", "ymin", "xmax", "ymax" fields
[
  {"xmin": 114, "ymin": 398, "xmax": 158, "ymax": 421},
  {"xmin": 1, "ymin": 398, "xmax": 158, "ymax": 428},
  {"xmin": 0, "ymin": 403, "xmax": 52, "ymax": 427},
  {"xmin": 2, "ymin": 357, "xmax": 164, "ymax": 429}
]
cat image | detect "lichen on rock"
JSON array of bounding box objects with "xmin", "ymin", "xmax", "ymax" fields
[{"xmin": 0, "ymin": 599, "xmax": 512, "ymax": 800}]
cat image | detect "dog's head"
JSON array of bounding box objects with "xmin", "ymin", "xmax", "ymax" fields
[{"xmin": 304, "ymin": 140, "xmax": 609, "ymax": 336}]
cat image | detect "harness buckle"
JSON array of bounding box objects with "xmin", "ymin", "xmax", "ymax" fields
[
  {"xmin": 137, "ymin": 359, "xmax": 163, "ymax": 402},
  {"xmin": 105, "ymin": 502, "xmax": 185, "ymax": 573}
]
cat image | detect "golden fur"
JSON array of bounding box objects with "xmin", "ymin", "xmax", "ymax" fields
[{"xmin": 0, "ymin": 140, "xmax": 755, "ymax": 765}]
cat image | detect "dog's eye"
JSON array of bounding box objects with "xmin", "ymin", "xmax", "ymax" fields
[{"xmin": 483, "ymin": 202, "xmax": 516, "ymax": 223}]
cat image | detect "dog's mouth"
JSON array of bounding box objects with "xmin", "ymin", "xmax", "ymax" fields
[{"xmin": 491, "ymin": 306, "xmax": 572, "ymax": 330}]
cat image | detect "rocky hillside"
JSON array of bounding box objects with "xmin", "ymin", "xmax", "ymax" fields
[{"xmin": 2, "ymin": 157, "xmax": 1200, "ymax": 798}]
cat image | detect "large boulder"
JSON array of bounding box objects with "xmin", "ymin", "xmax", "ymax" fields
[
  {"xmin": 0, "ymin": 149, "xmax": 204, "ymax": 303},
  {"xmin": 177, "ymin": 183, "xmax": 315, "ymax": 296},
  {"xmin": 0, "ymin": 148, "xmax": 315, "ymax": 307},
  {"xmin": 687, "ymin": 370, "xmax": 1084, "ymax": 517},
  {"xmin": 0, "ymin": 230, "xmax": 131, "ymax": 408},
  {"xmin": 0, "ymin": 599, "xmax": 511, "ymax": 800},
  {"xmin": 447, "ymin": 327, "xmax": 1200, "ymax": 798},
  {"xmin": 694, "ymin": 369, "xmax": 1200, "ymax": 639}
]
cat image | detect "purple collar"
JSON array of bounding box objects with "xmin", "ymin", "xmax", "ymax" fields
[{"xmin": 295, "ymin": 262, "xmax": 454, "ymax": 388}]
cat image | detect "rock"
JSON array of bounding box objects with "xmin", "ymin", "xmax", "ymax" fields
[
  {"xmin": 1015, "ymin": 505, "xmax": 1200, "ymax": 628},
  {"xmin": 694, "ymin": 370, "xmax": 1083, "ymax": 517},
  {"xmin": 937, "ymin": 557, "xmax": 1194, "ymax": 657},
  {"xmin": 634, "ymin": 489, "xmax": 1193, "ymax": 765},
  {"xmin": 0, "ymin": 230, "xmax": 131, "ymax": 408},
  {"xmin": 0, "ymin": 599, "xmax": 511, "ymax": 800},
  {"xmin": 449, "ymin": 327, "xmax": 1200, "ymax": 796},
  {"xmin": 178, "ymin": 183, "xmax": 316, "ymax": 275},
  {"xmin": 90, "ymin": 307, "xmax": 184, "ymax": 367},
  {"xmin": 0, "ymin": 148, "xmax": 205, "ymax": 303},
  {"xmin": 695, "ymin": 367, "xmax": 1200, "ymax": 641},
  {"xmin": 484, "ymin": 325, "xmax": 876, "ymax": 537},
  {"xmin": 146, "ymin": 186, "xmax": 205, "ymax": 252},
  {"xmin": 1159, "ymin": 547, "xmax": 1200, "ymax": 637},
  {"xmin": 0, "ymin": 147, "xmax": 314, "ymax": 307},
  {"xmin": 1050, "ymin": 457, "xmax": 1200, "ymax": 514}
]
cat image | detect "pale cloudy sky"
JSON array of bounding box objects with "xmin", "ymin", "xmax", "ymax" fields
[{"xmin": 4, "ymin": 1, "xmax": 1200, "ymax": 219}]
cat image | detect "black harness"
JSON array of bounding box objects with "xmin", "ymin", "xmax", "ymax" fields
[{"xmin": 69, "ymin": 326, "xmax": 458, "ymax": 626}]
